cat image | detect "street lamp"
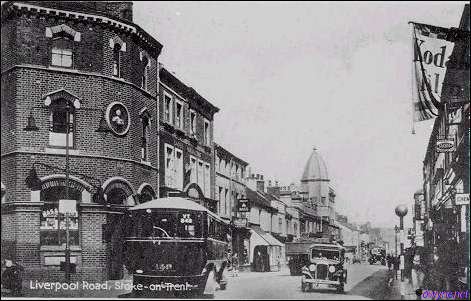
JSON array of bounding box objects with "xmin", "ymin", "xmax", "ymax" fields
[
  {"xmin": 23, "ymin": 103, "xmax": 110, "ymax": 283},
  {"xmin": 395, "ymin": 204, "xmax": 408, "ymax": 299}
]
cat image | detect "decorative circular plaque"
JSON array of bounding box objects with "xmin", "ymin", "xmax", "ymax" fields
[{"xmin": 106, "ymin": 101, "xmax": 131, "ymax": 136}]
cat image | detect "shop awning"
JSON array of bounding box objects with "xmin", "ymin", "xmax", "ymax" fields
[{"xmin": 250, "ymin": 225, "xmax": 283, "ymax": 247}]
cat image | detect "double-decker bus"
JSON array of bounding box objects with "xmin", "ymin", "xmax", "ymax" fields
[{"xmin": 123, "ymin": 197, "xmax": 230, "ymax": 297}]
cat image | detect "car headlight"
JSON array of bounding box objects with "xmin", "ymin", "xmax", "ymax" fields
[
  {"xmin": 329, "ymin": 266, "xmax": 336, "ymax": 273},
  {"xmin": 309, "ymin": 264, "xmax": 316, "ymax": 271}
]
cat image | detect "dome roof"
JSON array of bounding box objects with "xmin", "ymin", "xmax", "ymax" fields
[{"xmin": 301, "ymin": 147, "xmax": 329, "ymax": 181}]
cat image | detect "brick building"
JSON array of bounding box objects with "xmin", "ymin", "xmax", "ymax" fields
[
  {"xmin": 214, "ymin": 143, "xmax": 249, "ymax": 264},
  {"xmin": 1, "ymin": 1, "xmax": 162, "ymax": 282},
  {"xmin": 158, "ymin": 67, "xmax": 219, "ymax": 211}
]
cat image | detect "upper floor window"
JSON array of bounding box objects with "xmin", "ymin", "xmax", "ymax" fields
[
  {"xmin": 141, "ymin": 53, "xmax": 150, "ymax": 90},
  {"xmin": 49, "ymin": 99, "xmax": 75, "ymax": 148},
  {"xmin": 113, "ymin": 44, "xmax": 122, "ymax": 77},
  {"xmin": 164, "ymin": 93, "xmax": 173, "ymax": 124},
  {"xmin": 175, "ymin": 100, "xmax": 183, "ymax": 130},
  {"xmin": 140, "ymin": 110, "xmax": 151, "ymax": 162},
  {"xmin": 46, "ymin": 24, "xmax": 80, "ymax": 69},
  {"xmin": 204, "ymin": 119, "xmax": 210, "ymax": 146},
  {"xmin": 190, "ymin": 109, "xmax": 196, "ymax": 136},
  {"xmin": 51, "ymin": 43, "xmax": 73, "ymax": 68}
]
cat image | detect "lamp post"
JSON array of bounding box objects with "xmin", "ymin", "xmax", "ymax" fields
[
  {"xmin": 395, "ymin": 204, "xmax": 408, "ymax": 299},
  {"xmin": 23, "ymin": 103, "xmax": 109, "ymax": 283}
]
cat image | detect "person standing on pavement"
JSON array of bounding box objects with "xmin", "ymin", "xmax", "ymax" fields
[{"xmin": 231, "ymin": 253, "xmax": 239, "ymax": 277}]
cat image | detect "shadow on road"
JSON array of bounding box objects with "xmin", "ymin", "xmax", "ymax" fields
[{"xmin": 347, "ymin": 269, "xmax": 391, "ymax": 300}]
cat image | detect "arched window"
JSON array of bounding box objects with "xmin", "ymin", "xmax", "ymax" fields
[
  {"xmin": 40, "ymin": 179, "xmax": 84, "ymax": 246},
  {"xmin": 140, "ymin": 110, "xmax": 151, "ymax": 162},
  {"xmin": 51, "ymin": 32, "xmax": 74, "ymax": 68},
  {"xmin": 138, "ymin": 185, "xmax": 156, "ymax": 204},
  {"xmin": 113, "ymin": 43, "xmax": 122, "ymax": 77},
  {"xmin": 103, "ymin": 178, "xmax": 134, "ymax": 206},
  {"xmin": 141, "ymin": 56, "xmax": 150, "ymax": 90},
  {"xmin": 49, "ymin": 98, "xmax": 75, "ymax": 148}
]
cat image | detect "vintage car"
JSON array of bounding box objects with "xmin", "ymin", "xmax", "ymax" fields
[
  {"xmin": 300, "ymin": 243, "xmax": 347, "ymax": 293},
  {"xmin": 368, "ymin": 247, "xmax": 386, "ymax": 265}
]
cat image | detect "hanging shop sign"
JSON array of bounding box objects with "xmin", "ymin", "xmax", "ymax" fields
[
  {"xmin": 237, "ymin": 199, "xmax": 250, "ymax": 212},
  {"xmin": 455, "ymin": 193, "xmax": 470, "ymax": 205},
  {"xmin": 436, "ymin": 138, "xmax": 455, "ymax": 153}
]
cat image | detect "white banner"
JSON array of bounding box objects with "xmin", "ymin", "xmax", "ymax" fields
[{"xmin": 411, "ymin": 23, "xmax": 455, "ymax": 121}]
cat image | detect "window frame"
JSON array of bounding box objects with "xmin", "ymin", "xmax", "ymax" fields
[
  {"xmin": 190, "ymin": 109, "xmax": 197, "ymax": 136},
  {"xmin": 174, "ymin": 147, "xmax": 183, "ymax": 190},
  {"xmin": 175, "ymin": 98, "xmax": 184, "ymax": 130},
  {"xmin": 203, "ymin": 118, "xmax": 210, "ymax": 146},
  {"xmin": 164, "ymin": 144, "xmax": 175, "ymax": 187},
  {"xmin": 163, "ymin": 92, "xmax": 173, "ymax": 124},
  {"xmin": 112, "ymin": 43, "xmax": 122, "ymax": 78},
  {"xmin": 48, "ymin": 101, "xmax": 76, "ymax": 149},
  {"xmin": 141, "ymin": 114, "xmax": 151, "ymax": 163}
]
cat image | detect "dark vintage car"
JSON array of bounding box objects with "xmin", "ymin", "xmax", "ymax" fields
[{"xmin": 300, "ymin": 243, "xmax": 347, "ymax": 293}]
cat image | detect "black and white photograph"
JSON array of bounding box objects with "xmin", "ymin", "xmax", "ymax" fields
[{"xmin": 0, "ymin": 1, "xmax": 469, "ymax": 299}]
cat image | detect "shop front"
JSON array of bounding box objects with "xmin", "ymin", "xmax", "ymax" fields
[{"xmin": 249, "ymin": 225, "xmax": 284, "ymax": 272}]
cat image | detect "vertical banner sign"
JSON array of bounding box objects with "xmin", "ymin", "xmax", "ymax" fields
[{"xmin": 411, "ymin": 23, "xmax": 454, "ymax": 122}]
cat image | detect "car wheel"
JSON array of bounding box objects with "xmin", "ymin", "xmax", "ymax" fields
[{"xmin": 336, "ymin": 283, "xmax": 345, "ymax": 294}]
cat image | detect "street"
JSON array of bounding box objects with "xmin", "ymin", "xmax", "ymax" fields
[{"xmin": 215, "ymin": 264, "xmax": 391, "ymax": 300}]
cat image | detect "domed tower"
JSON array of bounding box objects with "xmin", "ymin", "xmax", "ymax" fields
[{"xmin": 301, "ymin": 147, "xmax": 330, "ymax": 205}]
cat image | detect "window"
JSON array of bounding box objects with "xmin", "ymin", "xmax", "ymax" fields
[
  {"xmin": 198, "ymin": 161, "xmax": 204, "ymax": 193},
  {"xmin": 190, "ymin": 156, "xmax": 197, "ymax": 184},
  {"xmin": 51, "ymin": 48, "xmax": 73, "ymax": 68},
  {"xmin": 141, "ymin": 114, "xmax": 150, "ymax": 162},
  {"xmin": 218, "ymin": 187, "xmax": 223, "ymax": 215},
  {"xmin": 204, "ymin": 119, "xmax": 210, "ymax": 146},
  {"xmin": 164, "ymin": 93, "xmax": 173, "ymax": 124},
  {"xmin": 190, "ymin": 110, "xmax": 196, "ymax": 136},
  {"xmin": 165, "ymin": 145, "xmax": 174, "ymax": 187},
  {"xmin": 204, "ymin": 163, "xmax": 211, "ymax": 197},
  {"xmin": 224, "ymin": 188, "xmax": 229, "ymax": 215},
  {"xmin": 112, "ymin": 43, "xmax": 122, "ymax": 77},
  {"xmin": 40, "ymin": 185, "xmax": 80, "ymax": 246},
  {"xmin": 49, "ymin": 99, "xmax": 74, "ymax": 147},
  {"xmin": 141, "ymin": 56, "xmax": 150, "ymax": 90},
  {"xmin": 175, "ymin": 100, "xmax": 183, "ymax": 129},
  {"xmin": 175, "ymin": 148, "xmax": 183, "ymax": 190}
]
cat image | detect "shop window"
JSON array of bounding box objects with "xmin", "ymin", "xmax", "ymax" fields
[
  {"xmin": 40, "ymin": 185, "xmax": 81, "ymax": 246},
  {"xmin": 49, "ymin": 99, "xmax": 75, "ymax": 148}
]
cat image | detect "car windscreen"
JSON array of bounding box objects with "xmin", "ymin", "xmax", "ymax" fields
[
  {"xmin": 132, "ymin": 210, "xmax": 204, "ymax": 238},
  {"xmin": 311, "ymin": 248, "xmax": 341, "ymax": 260}
]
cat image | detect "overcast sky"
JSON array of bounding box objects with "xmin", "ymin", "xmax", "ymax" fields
[{"xmin": 134, "ymin": 1, "xmax": 467, "ymax": 228}]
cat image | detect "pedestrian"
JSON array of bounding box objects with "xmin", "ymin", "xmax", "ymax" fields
[
  {"xmin": 387, "ymin": 254, "xmax": 392, "ymax": 270},
  {"xmin": 277, "ymin": 255, "xmax": 281, "ymax": 272},
  {"xmin": 231, "ymin": 252, "xmax": 239, "ymax": 277}
]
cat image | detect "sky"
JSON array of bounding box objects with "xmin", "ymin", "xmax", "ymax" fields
[{"xmin": 133, "ymin": 1, "xmax": 467, "ymax": 228}]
